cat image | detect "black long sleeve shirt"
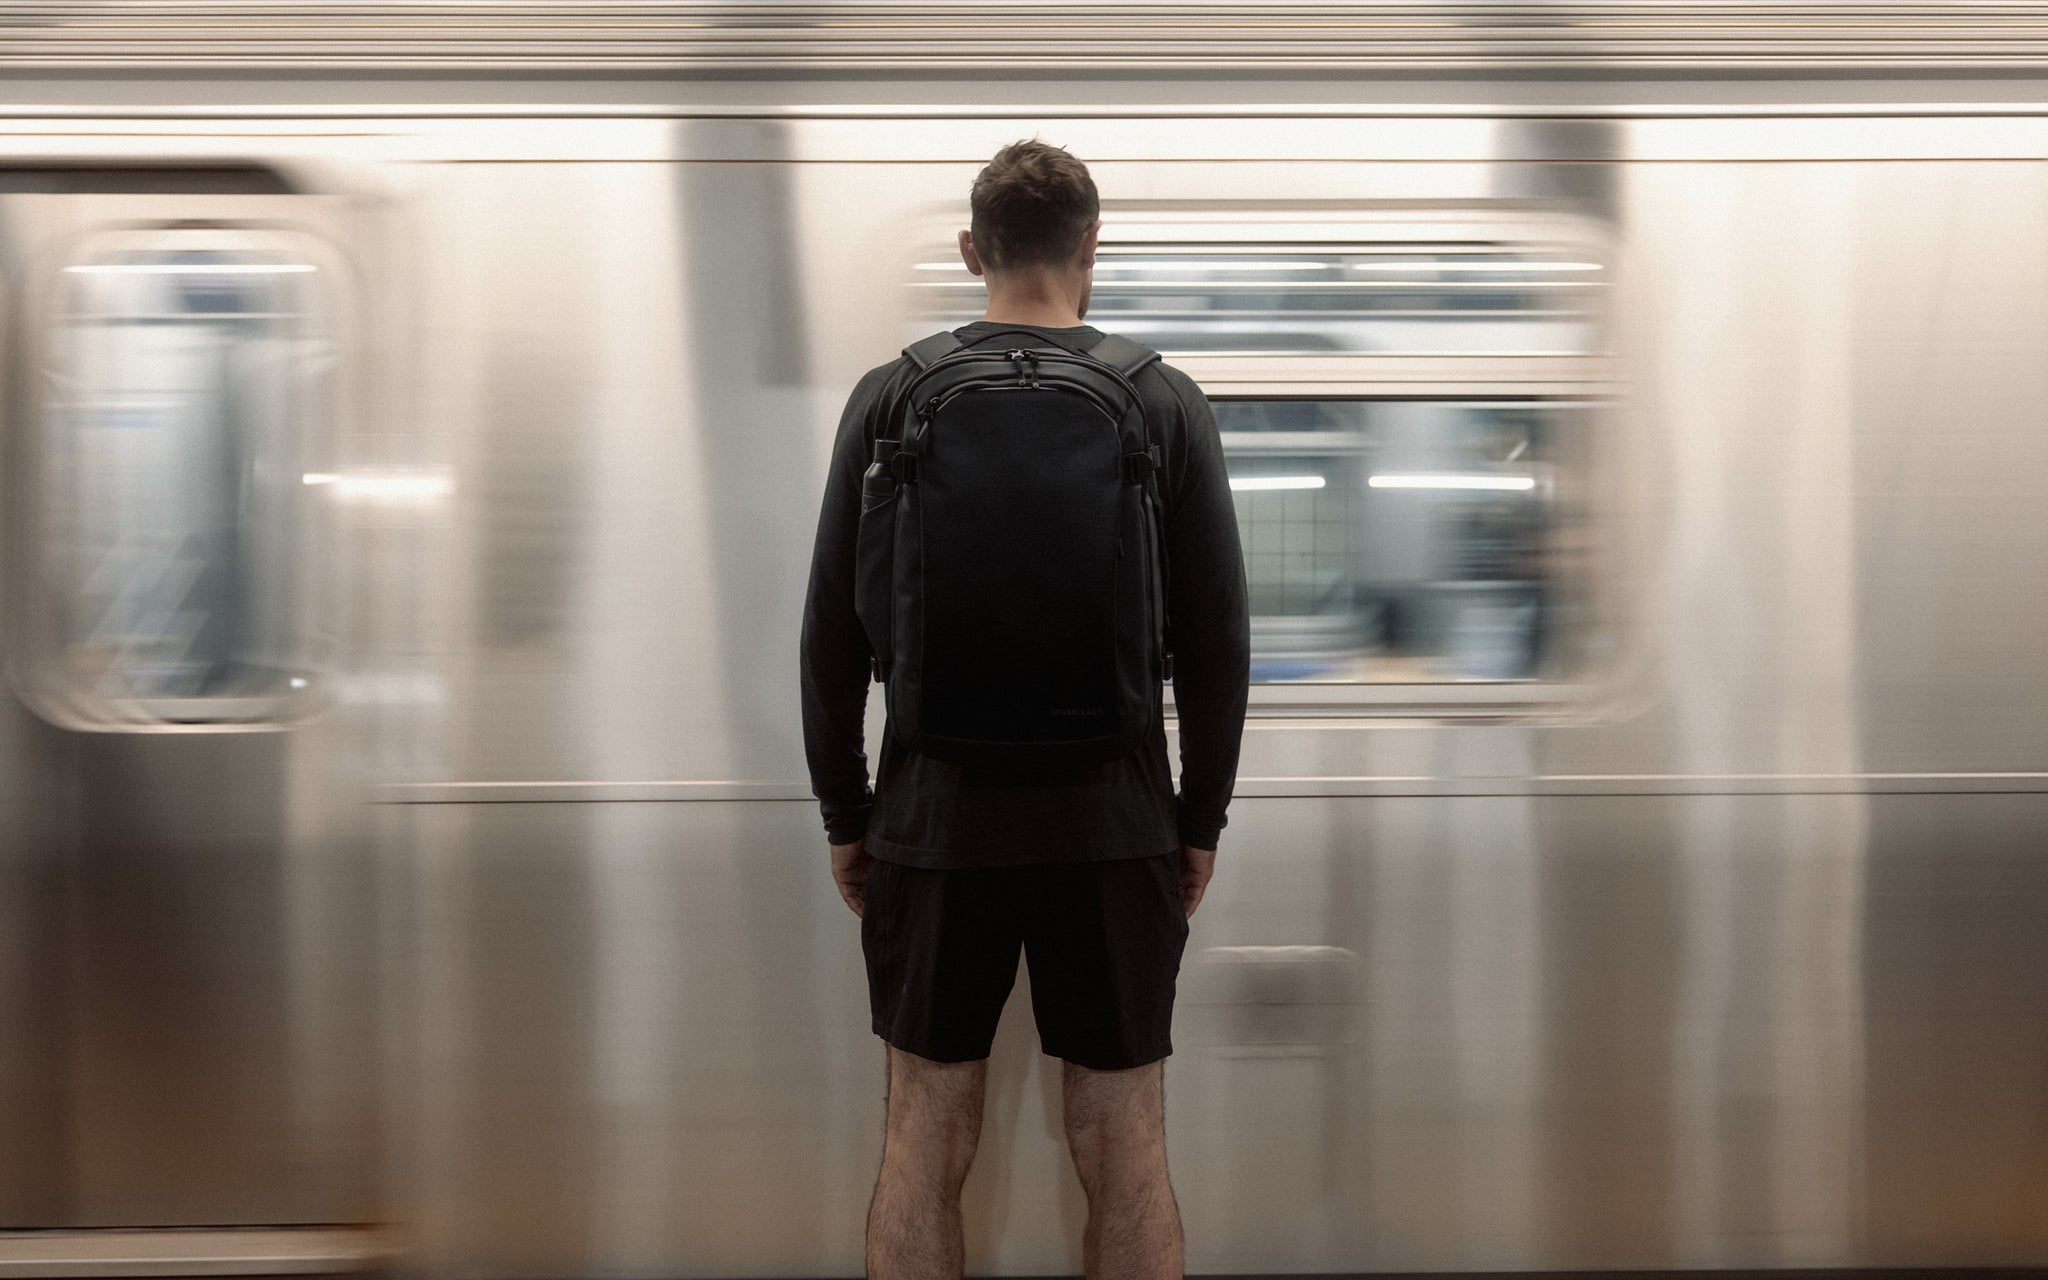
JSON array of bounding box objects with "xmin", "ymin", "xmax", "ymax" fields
[{"xmin": 800, "ymin": 322, "xmax": 1250, "ymax": 869}]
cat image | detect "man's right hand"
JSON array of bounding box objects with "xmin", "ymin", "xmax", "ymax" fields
[
  {"xmin": 830, "ymin": 838, "xmax": 871, "ymax": 918},
  {"xmin": 1179, "ymin": 843, "xmax": 1217, "ymax": 919}
]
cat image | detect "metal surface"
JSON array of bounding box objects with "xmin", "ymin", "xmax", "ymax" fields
[
  {"xmin": 0, "ymin": 1228, "xmax": 396, "ymax": 1278},
  {"xmin": 0, "ymin": 64, "xmax": 2046, "ymax": 1280},
  {"xmin": 0, "ymin": 185, "xmax": 398, "ymax": 1229},
  {"xmin": 9, "ymin": 4, "xmax": 2048, "ymax": 73},
  {"xmin": 392, "ymin": 112, "xmax": 2048, "ymax": 1273}
]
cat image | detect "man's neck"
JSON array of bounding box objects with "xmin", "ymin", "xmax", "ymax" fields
[
  {"xmin": 978, "ymin": 309, "xmax": 1085, "ymax": 328},
  {"xmin": 977, "ymin": 274, "xmax": 1087, "ymax": 328}
]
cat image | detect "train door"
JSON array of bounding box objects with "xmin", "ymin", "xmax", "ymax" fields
[{"xmin": 0, "ymin": 164, "xmax": 391, "ymax": 1266}]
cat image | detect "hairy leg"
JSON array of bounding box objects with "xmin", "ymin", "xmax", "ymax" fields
[
  {"xmin": 1062, "ymin": 1059, "xmax": 1183, "ymax": 1279},
  {"xmin": 868, "ymin": 1044, "xmax": 988, "ymax": 1279}
]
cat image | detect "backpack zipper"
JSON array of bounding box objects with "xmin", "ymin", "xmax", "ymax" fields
[
  {"xmin": 920, "ymin": 377, "xmax": 1123, "ymax": 426},
  {"xmin": 906, "ymin": 346, "xmax": 1145, "ymax": 413}
]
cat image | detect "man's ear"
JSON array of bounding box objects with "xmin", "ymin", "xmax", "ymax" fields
[
  {"xmin": 958, "ymin": 228, "xmax": 984, "ymax": 277},
  {"xmin": 1078, "ymin": 219, "xmax": 1101, "ymax": 268}
]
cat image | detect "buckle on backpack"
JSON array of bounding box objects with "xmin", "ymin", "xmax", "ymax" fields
[
  {"xmin": 891, "ymin": 449, "xmax": 919, "ymax": 482},
  {"xmin": 1121, "ymin": 447, "xmax": 1160, "ymax": 484}
]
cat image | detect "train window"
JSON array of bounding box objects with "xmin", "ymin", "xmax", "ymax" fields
[
  {"xmin": 1097, "ymin": 246, "xmax": 1596, "ymax": 355},
  {"xmin": 1221, "ymin": 399, "xmax": 1588, "ymax": 688},
  {"xmin": 910, "ymin": 224, "xmax": 1600, "ymax": 357},
  {"xmin": 20, "ymin": 229, "xmax": 338, "ymax": 727},
  {"xmin": 906, "ymin": 207, "xmax": 1614, "ymax": 715}
]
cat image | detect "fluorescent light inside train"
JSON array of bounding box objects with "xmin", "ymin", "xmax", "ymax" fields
[
  {"xmin": 65, "ymin": 263, "xmax": 317, "ymax": 274},
  {"xmin": 914, "ymin": 261, "xmax": 1599, "ymax": 274},
  {"xmin": 913, "ymin": 260, "xmax": 1332, "ymax": 272},
  {"xmin": 1230, "ymin": 475, "xmax": 1326, "ymax": 491},
  {"xmin": 1347, "ymin": 262, "xmax": 1604, "ymax": 272},
  {"xmin": 1099, "ymin": 261, "xmax": 1333, "ymax": 272},
  {"xmin": 1369, "ymin": 473, "xmax": 1536, "ymax": 491},
  {"xmin": 302, "ymin": 472, "xmax": 453, "ymax": 500}
]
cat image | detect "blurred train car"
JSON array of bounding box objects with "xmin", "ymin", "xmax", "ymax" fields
[{"xmin": 1, "ymin": 4, "xmax": 2046, "ymax": 1277}]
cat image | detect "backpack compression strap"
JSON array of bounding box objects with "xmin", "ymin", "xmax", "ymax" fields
[
  {"xmin": 1088, "ymin": 333, "xmax": 1161, "ymax": 378},
  {"xmin": 903, "ymin": 331, "xmax": 964, "ymax": 370},
  {"xmin": 1089, "ymin": 334, "xmax": 1164, "ymax": 482},
  {"xmin": 1088, "ymin": 334, "xmax": 1170, "ymax": 680},
  {"xmin": 880, "ymin": 332, "xmax": 966, "ymax": 483}
]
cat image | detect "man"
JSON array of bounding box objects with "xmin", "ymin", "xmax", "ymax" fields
[{"xmin": 800, "ymin": 138, "xmax": 1250, "ymax": 1279}]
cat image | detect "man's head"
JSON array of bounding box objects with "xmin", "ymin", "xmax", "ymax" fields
[{"xmin": 958, "ymin": 139, "xmax": 1101, "ymax": 322}]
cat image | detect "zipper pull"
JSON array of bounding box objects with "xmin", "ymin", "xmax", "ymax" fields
[{"xmin": 1011, "ymin": 349, "xmax": 1040, "ymax": 388}]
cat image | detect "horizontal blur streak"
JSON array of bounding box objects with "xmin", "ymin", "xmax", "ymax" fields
[
  {"xmin": 301, "ymin": 471, "xmax": 455, "ymax": 501},
  {"xmin": 1229, "ymin": 474, "xmax": 1326, "ymax": 491},
  {"xmin": 7, "ymin": 3, "xmax": 2048, "ymax": 72},
  {"xmin": 1369, "ymin": 472, "xmax": 1538, "ymax": 490},
  {"xmin": 63, "ymin": 262, "xmax": 317, "ymax": 274}
]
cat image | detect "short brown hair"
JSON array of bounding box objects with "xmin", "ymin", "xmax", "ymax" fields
[{"xmin": 969, "ymin": 139, "xmax": 1099, "ymax": 272}]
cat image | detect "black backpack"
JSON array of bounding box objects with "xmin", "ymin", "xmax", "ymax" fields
[{"xmin": 854, "ymin": 328, "xmax": 1173, "ymax": 769}]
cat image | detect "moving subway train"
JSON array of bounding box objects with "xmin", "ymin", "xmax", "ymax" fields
[{"xmin": 2, "ymin": 4, "xmax": 2046, "ymax": 1276}]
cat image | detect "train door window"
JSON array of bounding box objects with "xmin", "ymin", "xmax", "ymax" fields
[
  {"xmin": 21, "ymin": 227, "xmax": 339, "ymax": 727},
  {"xmin": 907, "ymin": 207, "xmax": 1615, "ymax": 717}
]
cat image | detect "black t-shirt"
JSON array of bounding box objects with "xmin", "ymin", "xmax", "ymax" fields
[{"xmin": 799, "ymin": 322, "xmax": 1250, "ymax": 869}]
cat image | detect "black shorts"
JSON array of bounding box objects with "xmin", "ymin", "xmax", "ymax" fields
[{"xmin": 861, "ymin": 849, "xmax": 1190, "ymax": 1071}]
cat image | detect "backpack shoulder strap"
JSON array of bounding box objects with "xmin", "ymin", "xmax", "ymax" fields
[
  {"xmin": 903, "ymin": 330, "xmax": 964, "ymax": 371},
  {"xmin": 1088, "ymin": 333, "xmax": 1161, "ymax": 379}
]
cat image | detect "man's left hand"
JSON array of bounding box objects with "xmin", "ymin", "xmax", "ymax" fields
[{"xmin": 830, "ymin": 838, "xmax": 871, "ymax": 917}]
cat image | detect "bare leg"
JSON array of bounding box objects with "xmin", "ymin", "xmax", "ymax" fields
[
  {"xmin": 1062, "ymin": 1059, "xmax": 1183, "ymax": 1279},
  {"xmin": 868, "ymin": 1044, "xmax": 988, "ymax": 1279}
]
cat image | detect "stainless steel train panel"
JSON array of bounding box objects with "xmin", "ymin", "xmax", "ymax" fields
[
  {"xmin": 387, "ymin": 789, "xmax": 2047, "ymax": 1274},
  {"xmin": 1860, "ymin": 793, "xmax": 2048, "ymax": 1261},
  {"xmin": 397, "ymin": 800, "xmax": 877, "ymax": 1277},
  {"xmin": 0, "ymin": 182, "xmax": 397, "ymax": 1229},
  {"xmin": 0, "ymin": 710, "xmax": 70, "ymax": 1228}
]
